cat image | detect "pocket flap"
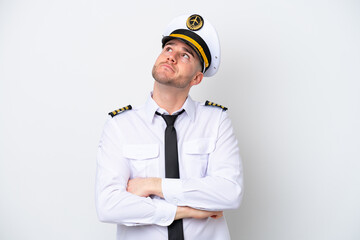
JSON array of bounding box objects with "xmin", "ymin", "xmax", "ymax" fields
[
  {"xmin": 183, "ymin": 138, "xmax": 216, "ymax": 154},
  {"xmin": 123, "ymin": 144, "xmax": 159, "ymax": 160}
]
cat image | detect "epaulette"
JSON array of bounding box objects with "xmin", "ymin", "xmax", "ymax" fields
[
  {"xmin": 108, "ymin": 105, "xmax": 132, "ymax": 117},
  {"xmin": 205, "ymin": 100, "xmax": 228, "ymax": 111}
]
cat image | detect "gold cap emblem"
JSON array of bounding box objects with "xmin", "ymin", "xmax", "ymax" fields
[{"xmin": 186, "ymin": 14, "xmax": 204, "ymax": 31}]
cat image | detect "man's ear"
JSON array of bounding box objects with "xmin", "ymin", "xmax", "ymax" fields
[{"xmin": 190, "ymin": 72, "xmax": 204, "ymax": 87}]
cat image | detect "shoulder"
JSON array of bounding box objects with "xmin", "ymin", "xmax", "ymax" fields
[
  {"xmin": 203, "ymin": 100, "xmax": 228, "ymax": 111},
  {"xmin": 196, "ymin": 100, "xmax": 229, "ymax": 124},
  {"xmin": 192, "ymin": 100, "xmax": 230, "ymax": 130}
]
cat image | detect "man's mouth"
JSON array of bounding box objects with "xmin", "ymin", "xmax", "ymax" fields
[{"xmin": 160, "ymin": 63, "xmax": 175, "ymax": 72}]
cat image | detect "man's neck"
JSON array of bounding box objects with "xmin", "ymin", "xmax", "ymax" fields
[{"xmin": 152, "ymin": 82, "xmax": 190, "ymax": 115}]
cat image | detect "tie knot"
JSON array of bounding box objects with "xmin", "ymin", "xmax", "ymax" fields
[
  {"xmin": 162, "ymin": 114, "xmax": 178, "ymax": 127},
  {"xmin": 156, "ymin": 109, "xmax": 185, "ymax": 127}
]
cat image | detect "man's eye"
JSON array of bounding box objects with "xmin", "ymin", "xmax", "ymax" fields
[
  {"xmin": 182, "ymin": 53, "xmax": 190, "ymax": 59},
  {"xmin": 166, "ymin": 47, "xmax": 172, "ymax": 52}
]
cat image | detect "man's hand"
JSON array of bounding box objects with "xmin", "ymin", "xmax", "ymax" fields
[
  {"xmin": 175, "ymin": 206, "xmax": 223, "ymax": 220},
  {"xmin": 127, "ymin": 177, "xmax": 163, "ymax": 198}
]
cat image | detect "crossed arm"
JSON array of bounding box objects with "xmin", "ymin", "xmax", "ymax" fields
[{"xmin": 126, "ymin": 177, "xmax": 223, "ymax": 220}]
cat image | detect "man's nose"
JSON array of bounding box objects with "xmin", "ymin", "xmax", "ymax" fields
[{"xmin": 166, "ymin": 52, "xmax": 177, "ymax": 63}]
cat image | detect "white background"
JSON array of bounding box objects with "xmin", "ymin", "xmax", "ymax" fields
[{"xmin": 1, "ymin": 0, "xmax": 359, "ymax": 239}]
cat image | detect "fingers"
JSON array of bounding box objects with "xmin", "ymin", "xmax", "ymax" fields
[
  {"xmin": 126, "ymin": 178, "xmax": 152, "ymax": 197},
  {"xmin": 126, "ymin": 179, "xmax": 141, "ymax": 196},
  {"xmin": 126, "ymin": 179, "xmax": 134, "ymax": 193},
  {"xmin": 191, "ymin": 208, "xmax": 224, "ymax": 219},
  {"xmin": 210, "ymin": 211, "xmax": 223, "ymax": 219}
]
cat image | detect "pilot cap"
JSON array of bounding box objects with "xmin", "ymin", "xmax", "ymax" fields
[{"xmin": 162, "ymin": 14, "xmax": 221, "ymax": 77}]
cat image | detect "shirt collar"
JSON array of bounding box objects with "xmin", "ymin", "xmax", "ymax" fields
[
  {"xmin": 144, "ymin": 92, "xmax": 161, "ymax": 123},
  {"xmin": 144, "ymin": 92, "xmax": 196, "ymax": 123},
  {"xmin": 182, "ymin": 95, "xmax": 196, "ymax": 122}
]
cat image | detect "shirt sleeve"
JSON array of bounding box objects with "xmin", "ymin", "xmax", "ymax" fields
[
  {"xmin": 95, "ymin": 118, "xmax": 177, "ymax": 226},
  {"xmin": 162, "ymin": 111, "xmax": 244, "ymax": 211}
]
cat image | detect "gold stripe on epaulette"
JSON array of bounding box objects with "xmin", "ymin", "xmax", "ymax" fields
[
  {"xmin": 108, "ymin": 105, "xmax": 132, "ymax": 117},
  {"xmin": 205, "ymin": 100, "xmax": 228, "ymax": 111}
]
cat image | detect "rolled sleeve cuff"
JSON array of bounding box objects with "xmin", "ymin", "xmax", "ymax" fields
[
  {"xmin": 162, "ymin": 178, "xmax": 184, "ymax": 206},
  {"xmin": 152, "ymin": 198, "xmax": 177, "ymax": 226}
]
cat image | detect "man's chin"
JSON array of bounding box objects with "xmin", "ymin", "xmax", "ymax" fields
[
  {"xmin": 153, "ymin": 71, "xmax": 173, "ymax": 83},
  {"xmin": 154, "ymin": 78, "xmax": 173, "ymax": 86}
]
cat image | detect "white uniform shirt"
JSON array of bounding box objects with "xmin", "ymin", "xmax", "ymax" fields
[{"xmin": 96, "ymin": 94, "xmax": 243, "ymax": 240}]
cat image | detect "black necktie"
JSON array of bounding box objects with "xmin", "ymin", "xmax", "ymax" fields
[{"xmin": 156, "ymin": 109, "xmax": 185, "ymax": 240}]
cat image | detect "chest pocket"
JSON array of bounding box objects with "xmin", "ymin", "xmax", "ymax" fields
[
  {"xmin": 123, "ymin": 144, "xmax": 159, "ymax": 178},
  {"xmin": 182, "ymin": 138, "xmax": 216, "ymax": 178}
]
